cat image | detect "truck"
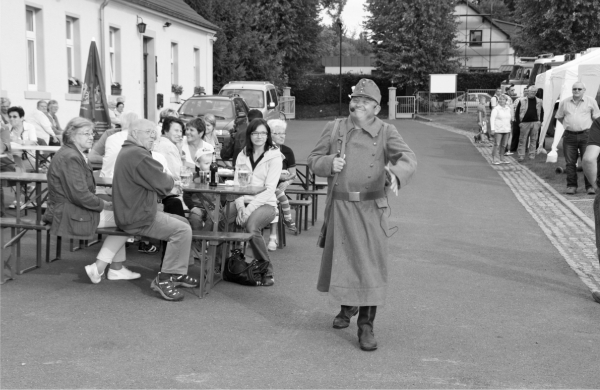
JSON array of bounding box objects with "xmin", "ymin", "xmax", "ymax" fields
[{"xmin": 500, "ymin": 57, "xmax": 536, "ymax": 96}]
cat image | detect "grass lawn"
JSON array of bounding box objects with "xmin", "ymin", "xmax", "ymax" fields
[{"xmin": 426, "ymin": 113, "xmax": 595, "ymax": 200}]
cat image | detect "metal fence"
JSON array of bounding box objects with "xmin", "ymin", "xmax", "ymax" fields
[
  {"xmin": 415, "ymin": 91, "xmax": 466, "ymax": 115},
  {"xmin": 396, "ymin": 96, "xmax": 415, "ymax": 118},
  {"xmin": 280, "ymin": 96, "xmax": 295, "ymax": 120}
]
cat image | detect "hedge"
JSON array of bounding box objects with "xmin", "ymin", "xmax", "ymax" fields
[{"xmin": 290, "ymin": 72, "xmax": 509, "ymax": 106}]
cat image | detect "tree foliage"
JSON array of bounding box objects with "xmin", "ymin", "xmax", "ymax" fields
[
  {"xmin": 365, "ymin": 0, "xmax": 461, "ymax": 90},
  {"xmin": 473, "ymin": 0, "xmax": 515, "ymax": 22},
  {"xmin": 512, "ymin": 0, "xmax": 600, "ymax": 56},
  {"xmin": 185, "ymin": 0, "xmax": 322, "ymax": 92}
]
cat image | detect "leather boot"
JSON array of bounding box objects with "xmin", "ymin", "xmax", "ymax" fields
[
  {"xmin": 332, "ymin": 305, "xmax": 359, "ymax": 329},
  {"xmin": 357, "ymin": 306, "xmax": 377, "ymax": 351}
]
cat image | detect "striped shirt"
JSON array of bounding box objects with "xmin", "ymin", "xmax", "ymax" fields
[{"xmin": 555, "ymin": 96, "xmax": 600, "ymax": 131}]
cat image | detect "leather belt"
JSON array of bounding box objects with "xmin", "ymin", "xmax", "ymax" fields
[
  {"xmin": 564, "ymin": 129, "xmax": 589, "ymax": 134},
  {"xmin": 331, "ymin": 189, "xmax": 386, "ymax": 202}
]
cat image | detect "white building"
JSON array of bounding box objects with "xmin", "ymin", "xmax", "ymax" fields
[
  {"xmin": 454, "ymin": 1, "xmax": 521, "ymax": 72},
  {"xmin": 0, "ymin": 0, "xmax": 218, "ymax": 124}
]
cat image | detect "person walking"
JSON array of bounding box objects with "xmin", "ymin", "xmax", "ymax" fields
[
  {"xmin": 557, "ymin": 82, "xmax": 600, "ymax": 195},
  {"xmin": 308, "ymin": 79, "xmax": 417, "ymax": 351},
  {"xmin": 515, "ymin": 86, "xmax": 544, "ymax": 162},
  {"xmin": 490, "ymin": 95, "xmax": 513, "ymax": 164}
]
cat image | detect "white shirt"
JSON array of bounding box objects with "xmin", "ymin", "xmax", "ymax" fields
[
  {"xmin": 490, "ymin": 105, "xmax": 512, "ymax": 133},
  {"xmin": 10, "ymin": 122, "xmax": 38, "ymax": 147},
  {"xmin": 100, "ymin": 131, "xmax": 129, "ymax": 178},
  {"xmin": 181, "ymin": 136, "xmax": 214, "ymax": 165},
  {"xmin": 27, "ymin": 109, "xmax": 55, "ymax": 143}
]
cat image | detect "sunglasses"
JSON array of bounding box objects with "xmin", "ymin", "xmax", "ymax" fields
[{"xmin": 573, "ymin": 88, "xmax": 584, "ymax": 91}]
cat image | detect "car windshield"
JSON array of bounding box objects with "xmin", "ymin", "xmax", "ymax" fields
[
  {"xmin": 219, "ymin": 89, "xmax": 264, "ymax": 108},
  {"xmin": 178, "ymin": 99, "xmax": 234, "ymax": 120}
]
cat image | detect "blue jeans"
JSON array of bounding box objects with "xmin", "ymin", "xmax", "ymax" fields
[
  {"xmin": 563, "ymin": 130, "xmax": 591, "ymax": 189},
  {"xmin": 229, "ymin": 203, "xmax": 277, "ymax": 275}
]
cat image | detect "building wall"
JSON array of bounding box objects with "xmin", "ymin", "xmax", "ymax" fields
[
  {"xmin": 454, "ymin": 3, "xmax": 515, "ymax": 71},
  {"xmin": 324, "ymin": 66, "xmax": 375, "ymax": 75},
  {"xmin": 0, "ymin": 0, "xmax": 215, "ymax": 125}
]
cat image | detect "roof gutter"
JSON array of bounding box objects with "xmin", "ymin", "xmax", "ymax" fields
[{"xmin": 100, "ymin": 0, "xmax": 111, "ymax": 81}]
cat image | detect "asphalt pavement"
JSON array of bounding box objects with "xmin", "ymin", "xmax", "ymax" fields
[{"xmin": 1, "ymin": 119, "xmax": 599, "ymax": 388}]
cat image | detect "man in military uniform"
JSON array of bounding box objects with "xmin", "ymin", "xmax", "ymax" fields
[{"xmin": 308, "ymin": 79, "xmax": 417, "ymax": 351}]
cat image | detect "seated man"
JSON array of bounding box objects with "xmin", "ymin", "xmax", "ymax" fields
[{"xmin": 112, "ymin": 119, "xmax": 199, "ymax": 301}]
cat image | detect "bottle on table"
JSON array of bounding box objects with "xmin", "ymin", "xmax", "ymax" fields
[{"xmin": 209, "ymin": 152, "xmax": 218, "ymax": 187}]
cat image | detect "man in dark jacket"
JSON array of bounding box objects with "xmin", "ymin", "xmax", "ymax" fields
[
  {"xmin": 514, "ymin": 86, "xmax": 544, "ymax": 161},
  {"xmin": 113, "ymin": 119, "xmax": 198, "ymax": 301},
  {"xmin": 221, "ymin": 109, "xmax": 263, "ymax": 164}
]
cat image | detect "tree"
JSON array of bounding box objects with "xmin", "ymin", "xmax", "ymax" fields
[
  {"xmin": 512, "ymin": 0, "xmax": 600, "ymax": 56},
  {"xmin": 365, "ymin": 0, "xmax": 461, "ymax": 90},
  {"xmin": 474, "ymin": 0, "xmax": 515, "ymax": 22}
]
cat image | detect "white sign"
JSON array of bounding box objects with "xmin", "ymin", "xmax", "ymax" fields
[{"xmin": 430, "ymin": 74, "xmax": 457, "ymax": 93}]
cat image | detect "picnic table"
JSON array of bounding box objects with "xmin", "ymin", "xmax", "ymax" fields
[{"xmin": 10, "ymin": 144, "xmax": 60, "ymax": 172}]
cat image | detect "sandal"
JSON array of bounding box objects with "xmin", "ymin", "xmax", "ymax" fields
[
  {"xmin": 138, "ymin": 242, "xmax": 158, "ymax": 254},
  {"xmin": 171, "ymin": 274, "xmax": 200, "ymax": 288},
  {"xmin": 150, "ymin": 275, "xmax": 184, "ymax": 301}
]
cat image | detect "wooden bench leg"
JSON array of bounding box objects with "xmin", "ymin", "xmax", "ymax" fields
[{"xmin": 48, "ymin": 236, "xmax": 62, "ymax": 263}]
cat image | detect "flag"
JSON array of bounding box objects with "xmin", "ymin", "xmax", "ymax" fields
[{"xmin": 79, "ymin": 40, "xmax": 111, "ymax": 138}]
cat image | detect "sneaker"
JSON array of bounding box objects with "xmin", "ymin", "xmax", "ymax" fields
[
  {"xmin": 587, "ymin": 187, "xmax": 596, "ymax": 195},
  {"xmin": 8, "ymin": 201, "xmax": 28, "ymax": 210},
  {"xmin": 500, "ymin": 160, "xmax": 510, "ymax": 164},
  {"xmin": 566, "ymin": 187, "xmax": 576, "ymax": 195},
  {"xmin": 150, "ymin": 274, "xmax": 184, "ymax": 301},
  {"xmin": 171, "ymin": 274, "xmax": 200, "ymax": 288},
  {"xmin": 138, "ymin": 241, "xmax": 157, "ymax": 254},
  {"xmin": 267, "ymin": 237, "xmax": 277, "ymax": 251},
  {"xmin": 504, "ymin": 151, "xmax": 514, "ymax": 156},
  {"xmin": 492, "ymin": 160, "xmax": 501, "ymax": 165},
  {"xmin": 283, "ymin": 218, "xmax": 297, "ymax": 233},
  {"xmin": 85, "ymin": 264, "xmax": 104, "ymax": 284},
  {"xmin": 107, "ymin": 266, "xmax": 141, "ymax": 280}
]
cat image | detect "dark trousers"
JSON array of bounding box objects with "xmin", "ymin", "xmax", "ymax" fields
[
  {"xmin": 563, "ymin": 130, "xmax": 591, "ymax": 189},
  {"xmin": 593, "ymin": 193, "xmax": 600, "ymax": 268},
  {"xmin": 510, "ymin": 121, "xmax": 520, "ymax": 152}
]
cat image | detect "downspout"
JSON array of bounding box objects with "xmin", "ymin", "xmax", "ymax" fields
[{"xmin": 100, "ymin": 0, "xmax": 111, "ymax": 81}]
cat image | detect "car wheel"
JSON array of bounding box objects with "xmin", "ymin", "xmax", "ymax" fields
[{"xmin": 455, "ymin": 107, "xmax": 464, "ymax": 113}]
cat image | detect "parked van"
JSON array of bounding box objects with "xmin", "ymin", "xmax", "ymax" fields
[{"xmin": 218, "ymin": 81, "xmax": 286, "ymax": 121}]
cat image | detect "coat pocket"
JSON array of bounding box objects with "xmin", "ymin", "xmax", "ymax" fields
[{"xmin": 67, "ymin": 206, "xmax": 96, "ymax": 237}]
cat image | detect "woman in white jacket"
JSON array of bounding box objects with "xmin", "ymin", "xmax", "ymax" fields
[
  {"xmin": 233, "ymin": 118, "xmax": 282, "ymax": 286},
  {"xmin": 490, "ymin": 95, "xmax": 513, "ymax": 165}
]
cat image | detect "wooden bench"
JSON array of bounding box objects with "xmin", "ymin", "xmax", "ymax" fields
[
  {"xmin": 286, "ymin": 189, "xmax": 327, "ymax": 227},
  {"xmin": 1, "ymin": 217, "xmax": 50, "ymax": 283},
  {"xmin": 46, "ymin": 227, "xmax": 131, "ymax": 263},
  {"xmin": 288, "ymin": 198, "xmax": 312, "ymax": 234},
  {"xmin": 191, "ymin": 230, "xmax": 253, "ymax": 298}
]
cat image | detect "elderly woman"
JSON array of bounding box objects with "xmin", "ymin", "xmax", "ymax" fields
[
  {"xmin": 181, "ymin": 117, "xmax": 214, "ymax": 168},
  {"xmin": 157, "ymin": 108, "xmax": 178, "ymax": 132},
  {"xmin": 490, "ymin": 95, "xmax": 513, "ymax": 165},
  {"xmin": 231, "ymin": 118, "xmax": 282, "ymax": 286},
  {"xmin": 265, "ymin": 119, "xmax": 297, "ymax": 250},
  {"xmin": 43, "ymin": 117, "xmax": 140, "ymax": 283},
  {"xmin": 202, "ymin": 113, "xmax": 220, "ymax": 150}
]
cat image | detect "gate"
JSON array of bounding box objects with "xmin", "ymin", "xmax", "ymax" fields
[
  {"xmin": 279, "ymin": 96, "xmax": 295, "ymax": 120},
  {"xmin": 396, "ymin": 96, "xmax": 415, "ymax": 118}
]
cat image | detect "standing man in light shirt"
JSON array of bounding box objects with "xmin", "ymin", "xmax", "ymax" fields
[
  {"xmin": 27, "ymin": 100, "xmax": 59, "ymax": 145},
  {"xmin": 556, "ymin": 82, "xmax": 600, "ymax": 195}
]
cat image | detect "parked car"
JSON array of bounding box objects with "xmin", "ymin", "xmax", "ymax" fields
[
  {"xmin": 445, "ymin": 93, "xmax": 492, "ymax": 113},
  {"xmin": 177, "ymin": 94, "xmax": 250, "ymax": 149},
  {"xmin": 218, "ymin": 81, "xmax": 286, "ymax": 121}
]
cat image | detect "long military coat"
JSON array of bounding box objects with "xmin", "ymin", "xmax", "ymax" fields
[{"xmin": 308, "ymin": 116, "xmax": 417, "ymax": 306}]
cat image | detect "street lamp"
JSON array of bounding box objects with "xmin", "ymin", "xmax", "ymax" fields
[{"xmin": 336, "ymin": 18, "xmax": 343, "ymax": 117}]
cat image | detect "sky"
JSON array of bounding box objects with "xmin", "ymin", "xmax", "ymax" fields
[{"xmin": 320, "ymin": 0, "xmax": 370, "ymax": 36}]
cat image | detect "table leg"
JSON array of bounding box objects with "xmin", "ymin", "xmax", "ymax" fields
[{"xmin": 35, "ymin": 151, "xmax": 40, "ymax": 173}]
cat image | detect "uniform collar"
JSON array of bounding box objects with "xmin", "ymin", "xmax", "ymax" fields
[{"xmin": 345, "ymin": 115, "xmax": 383, "ymax": 138}]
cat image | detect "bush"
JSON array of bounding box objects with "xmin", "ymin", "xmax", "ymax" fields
[
  {"xmin": 456, "ymin": 73, "xmax": 509, "ymax": 91},
  {"xmin": 290, "ymin": 74, "xmax": 395, "ymax": 107}
]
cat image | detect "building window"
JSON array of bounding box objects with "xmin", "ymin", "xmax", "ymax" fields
[
  {"xmin": 26, "ymin": 7, "xmax": 38, "ymax": 90},
  {"xmin": 171, "ymin": 43, "xmax": 178, "ymax": 85},
  {"xmin": 469, "ymin": 30, "xmax": 482, "ymax": 47},
  {"xmin": 66, "ymin": 17, "xmax": 75, "ymax": 78},
  {"xmin": 193, "ymin": 48, "xmax": 200, "ymax": 87},
  {"xmin": 109, "ymin": 27, "xmax": 120, "ymax": 83}
]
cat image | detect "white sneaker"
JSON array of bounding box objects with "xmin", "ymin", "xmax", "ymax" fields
[
  {"xmin": 107, "ymin": 266, "xmax": 141, "ymax": 280},
  {"xmin": 85, "ymin": 264, "xmax": 104, "ymax": 284},
  {"xmin": 267, "ymin": 238, "xmax": 277, "ymax": 251}
]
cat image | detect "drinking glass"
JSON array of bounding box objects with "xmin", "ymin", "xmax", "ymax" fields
[
  {"xmin": 180, "ymin": 166, "xmax": 193, "ymax": 187},
  {"xmin": 238, "ymin": 170, "xmax": 251, "ymax": 187}
]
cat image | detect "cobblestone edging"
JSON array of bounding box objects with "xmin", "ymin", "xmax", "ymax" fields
[{"xmin": 426, "ymin": 122, "xmax": 600, "ymax": 293}]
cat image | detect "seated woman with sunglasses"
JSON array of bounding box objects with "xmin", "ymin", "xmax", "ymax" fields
[{"xmin": 230, "ymin": 119, "xmax": 282, "ymax": 286}]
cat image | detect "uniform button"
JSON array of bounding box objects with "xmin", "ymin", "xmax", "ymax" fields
[
  {"xmin": 79, "ymin": 218, "xmax": 83, "ymax": 221},
  {"xmin": 370, "ymin": 163, "xmax": 374, "ymax": 167},
  {"xmin": 335, "ymin": 183, "xmax": 339, "ymax": 186},
  {"xmin": 373, "ymin": 142, "xmax": 377, "ymax": 145}
]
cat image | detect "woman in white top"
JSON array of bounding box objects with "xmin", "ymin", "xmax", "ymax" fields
[
  {"xmin": 181, "ymin": 117, "xmax": 214, "ymax": 168},
  {"xmin": 490, "ymin": 95, "xmax": 513, "ymax": 165}
]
